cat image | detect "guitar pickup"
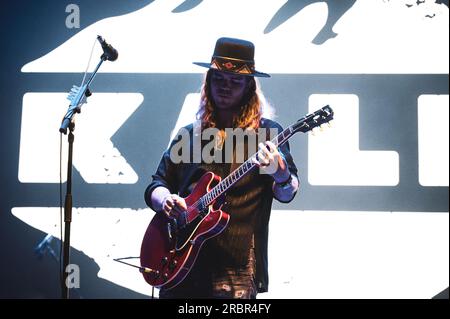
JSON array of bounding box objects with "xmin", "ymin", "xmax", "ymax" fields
[
  {"xmin": 167, "ymin": 222, "xmax": 176, "ymax": 239},
  {"xmin": 167, "ymin": 222, "xmax": 172, "ymax": 239},
  {"xmin": 167, "ymin": 217, "xmax": 179, "ymax": 239}
]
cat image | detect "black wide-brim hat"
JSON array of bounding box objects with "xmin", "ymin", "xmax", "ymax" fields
[{"xmin": 193, "ymin": 37, "xmax": 270, "ymax": 78}]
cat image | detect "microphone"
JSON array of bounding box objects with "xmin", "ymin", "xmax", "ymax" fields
[{"xmin": 97, "ymin": 35, "xmax": 118, "ymax": 61}]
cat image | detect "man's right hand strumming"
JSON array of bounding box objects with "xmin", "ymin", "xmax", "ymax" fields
[
  {"xmin": 161, "ymin": 194, "xmax": 187, "ymax": 218},
  {"xmin": 151, "ymin": 186, "xmax": 187, "ymax": 218}
]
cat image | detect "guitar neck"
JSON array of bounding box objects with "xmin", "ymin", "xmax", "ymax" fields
[
  {"xmin": 202, "ymin": 125, "xmax": 294, "ymax": 207},
  {"xmin": 194, "ymin": 105, "xmax": 333, "ymax": 211}
]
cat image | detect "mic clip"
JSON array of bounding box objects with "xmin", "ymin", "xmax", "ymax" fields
[{"xmin": 67, "ymin": 84, "xmax": 90, "ymax": 113}]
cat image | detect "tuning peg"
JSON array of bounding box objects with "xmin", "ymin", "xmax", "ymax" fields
[
  {"xmin": 319, "ymin": 125, "xmax": 325, "ymax": 132},
  {"xmin": 327, "ymin": 121, "xmax": 333, "ymax": 128}
]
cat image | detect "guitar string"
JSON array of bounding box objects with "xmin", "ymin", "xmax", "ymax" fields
[
  {"xmin": 185, "ymin": 131, "xmax": 285, "ymax": 214},
  {"xmin": 183, "ymin": 108, "xmax": 331, "ymax": 218},
  {"xmin": 184, "ymin": 126, "xmax": 292, "ymax": 216}
]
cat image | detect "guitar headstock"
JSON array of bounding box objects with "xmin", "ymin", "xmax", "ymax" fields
[{"xmin": 291, "ymin": 105, "xmax": 334, "ymax": 134}]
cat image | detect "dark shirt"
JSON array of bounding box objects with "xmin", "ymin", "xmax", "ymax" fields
[{"xmin": 145, "ymin": 118, "xmax": 298, "ymax": 293}]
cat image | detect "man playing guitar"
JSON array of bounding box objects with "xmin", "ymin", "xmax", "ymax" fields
[{"xmin": 143, "ymin": 37, "xmax": 299, "ymax": 299}]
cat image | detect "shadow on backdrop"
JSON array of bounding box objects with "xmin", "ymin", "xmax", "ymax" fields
[
  {"xmin": 172, "ymin": 0, "xmax": 203, "ymax": 13},
  {"xmin": 264, "ymin": 0, "xmax": 357, "ymax": 45}
]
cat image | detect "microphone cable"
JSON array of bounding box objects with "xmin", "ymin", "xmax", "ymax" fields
[
  {"xmin": 113, "ymin": 257, "xmax": 156, "ymax": 299},
  {"xmin": 80, "ymin": 37, "xmax": 98, "ymax": 88}
]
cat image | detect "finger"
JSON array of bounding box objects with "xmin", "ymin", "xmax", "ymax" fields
[
  {"xmin": 163, "ymin": 202, "xmax": 172, "ymax": 212},
  {"xmin": 162, "ymin": 206, "xmax": 171, "ymax": 217},
  {"xmin": 256, "ymin": 146, "xmax": 267, "ymax": 160},
  {"xmin": 251, "ymin": 156, "xmax": 261, "ymax": 167},
  {"xmin": 172, "ymin": 196, "xmax": 187, "ymax": 210},
  {"xmin": 258, "ymin": 158, "xmax": 270, "ymax": 167},
  {"xmin": 166, "ymin": 197, "xmax": 175, "ymax": 208},
  {"xmin": 261, "ymin": 158, "xmax": 270, "ymax": 166},
  {"xmin": 172, "ymin": 195, "xmax": 182, "ymax": 204},
  {"xmin": 255, "ymin": 153, "xmax": 267, "ymax": 166},
  {"xmin": 178, "ymin": 200, "xmax": 188, "ymax": 210},
  {"xmin": 258, "ymin": 144, "xmax": 273, "ymax": 164},
  {"xmin": 253, "ymin": 154, "xmax": 269, "ymax": 167},
  {"xmin": 259, "ymin": 143, "xmax": 271, "ymax": 157},
  {"xmin": 260, "ymin": 143, "xmax": 275, "ymax": 161},
  {"xmin": 172, "ymin": 199, "xmax": 183, "ymax": 210},
  {"xmin": 265, "ymin": 141, "xmax": 279, "ymax": 155}
]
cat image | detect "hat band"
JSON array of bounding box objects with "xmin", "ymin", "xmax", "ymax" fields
[{"xmin": 210, "ymin": 57, "xmax": 255, "ymax": 75}]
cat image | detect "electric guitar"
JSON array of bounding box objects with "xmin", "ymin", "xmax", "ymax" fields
[{"xmin": 140, "ymin": 105, "xmax": 334, "ymax": 289}]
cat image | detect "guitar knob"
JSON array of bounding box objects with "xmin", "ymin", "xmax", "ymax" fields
[
  {"xmin": 161, "ymin": 256, "xmax": 168, "ymax": 265},
  {"xmin": 169, "ymin": 260, "xmax": 178, "ymax": 271},
  {"xmin": 163, "ymin": 273, "xmax": 169, "ymax": 280}
]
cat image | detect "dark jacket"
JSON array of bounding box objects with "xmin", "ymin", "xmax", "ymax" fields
[{"xmin": 145, "ymin": 118, "xmax": 298, "ymax": 293}]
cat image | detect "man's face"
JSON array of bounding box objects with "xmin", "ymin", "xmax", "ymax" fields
[{"xmin": 210, "ymin": 70, "xmax": 250, "ymax": 111}]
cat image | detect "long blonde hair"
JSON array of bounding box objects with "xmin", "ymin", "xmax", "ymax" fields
[{"xmin": 196, "ymin": 69, "xmax": 274, "ymax": 132}]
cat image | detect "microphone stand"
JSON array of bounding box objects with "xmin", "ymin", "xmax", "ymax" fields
[{"xmin": 59, "ymin": 53, "xmax": 108, "ymax": 299}]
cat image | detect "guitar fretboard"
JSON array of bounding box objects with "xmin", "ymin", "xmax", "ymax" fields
[{"xmin": 199, "ymin": 125, "xmax": 294, "ymax": 210}]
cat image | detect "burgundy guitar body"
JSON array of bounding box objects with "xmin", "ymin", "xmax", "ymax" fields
[{"xmin": 140, "ymin": 172, "xmax": 230, "ymax": 290}]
